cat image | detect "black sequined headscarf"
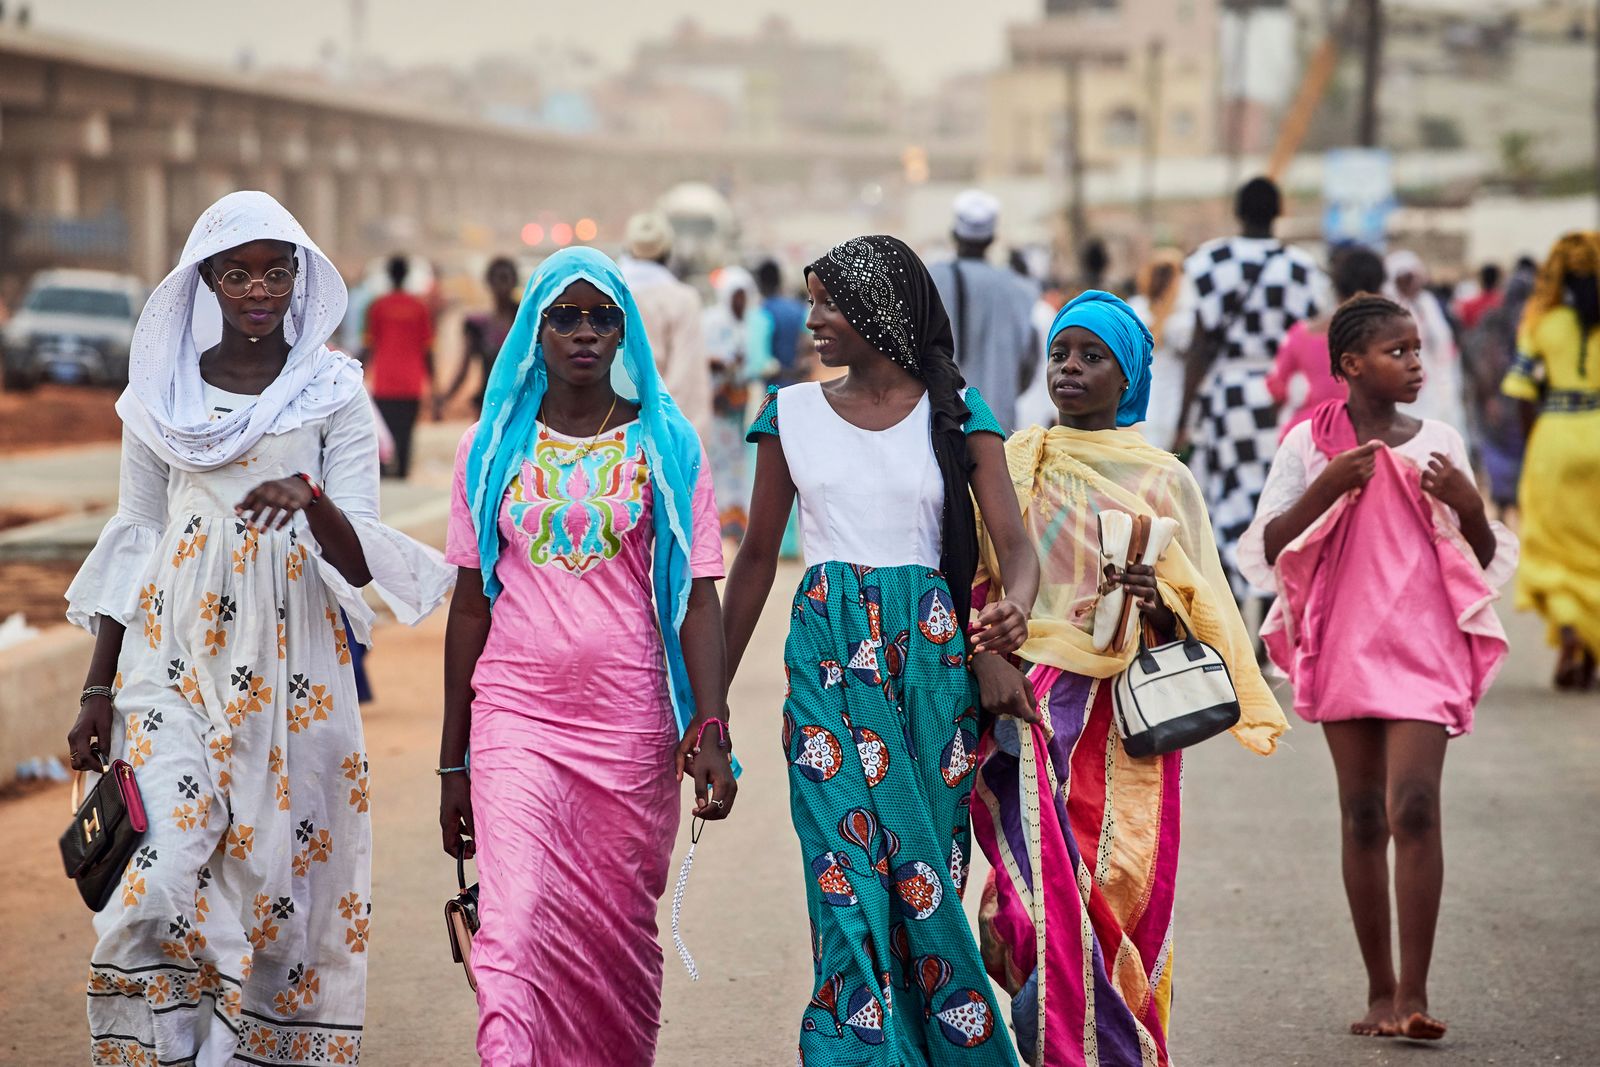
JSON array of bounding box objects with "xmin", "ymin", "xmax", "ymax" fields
[{"xmin": 805, "ymin": 235, "xmax": 980, "ymax": 634}]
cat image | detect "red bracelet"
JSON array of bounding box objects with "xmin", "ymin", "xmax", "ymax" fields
[{"xmin": 293, "ymin": 472, "xmax": 322, "ymax": 506}]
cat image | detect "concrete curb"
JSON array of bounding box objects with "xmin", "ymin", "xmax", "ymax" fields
[{"xmin": 0, "ymin": 502, "xmax": 454, "ymax": 784}]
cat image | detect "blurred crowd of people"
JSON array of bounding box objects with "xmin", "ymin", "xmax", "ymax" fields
[{"xmin": 347, "ymin": 176, "xmax": 1595, "ymax": 689}]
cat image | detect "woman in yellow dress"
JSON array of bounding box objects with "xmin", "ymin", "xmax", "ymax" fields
[{"xmin": 1502, "ymin": 232, "xmax": 1600, "ymax": 690}]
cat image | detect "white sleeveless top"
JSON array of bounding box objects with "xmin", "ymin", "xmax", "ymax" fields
[{"xmin": 776, "ymin": 382, "xmax": 946, "ymax": 569}]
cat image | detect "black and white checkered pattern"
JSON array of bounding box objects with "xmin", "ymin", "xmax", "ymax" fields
[{"xmin": 1183, "ymin": 237, "xmax": 1328, "ymax": 599}]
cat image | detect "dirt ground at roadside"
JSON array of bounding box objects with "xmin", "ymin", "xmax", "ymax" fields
[
  {"xmin": 0, "ymin": 384, "xmax": 121, "ymax": 453},
  {"xmin": 0, "ymin": 560, "xmax": 84, "ymax": 626}
]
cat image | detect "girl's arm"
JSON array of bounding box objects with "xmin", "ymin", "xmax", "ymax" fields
[
  {"xmin": 722, "ymin": 436, "xmax": 797, "ymax": 678},
  {"xmin": 1421, "ymin": 450, "xmax": 1497, "ymax": 569},
  {"xmin": 439, "ymin": 567, "xmax": 489, "ymax": 858},
  {"xmin": 966, "ymin": 432, "xmax": 1039, "ymax": 655},
  {"xmin": 1262, "ymin": 441, "xmax": 1382, "ymax": 565},
  {"xmin": 674, "ymin": 578, "xmax": 737, "ymax": 819}
]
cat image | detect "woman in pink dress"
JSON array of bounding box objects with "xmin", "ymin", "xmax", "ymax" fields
[
  {"xmin": 437, "ymin": 248, "xmax": 736, "ymax": 1065},
  {"xmin": 1241, "ymin": 294, "xmax": 1516, "ymax": 1043},
  {"xmin": 1266, "ymin": 245, "xmax": 1385, "ymax": 437}
]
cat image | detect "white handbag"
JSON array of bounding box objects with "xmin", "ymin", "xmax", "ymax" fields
[
  {"xmin": 1112, "ymin": 629, "xmax": 1241, "ymax": 758},
  {"xmin": 1093, "ymin": 508, "xmax": 1240, "ymax": 758}
]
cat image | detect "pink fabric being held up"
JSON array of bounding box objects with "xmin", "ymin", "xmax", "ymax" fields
[
  {"xmin": 1260, "ymin": 401, "xmax": 1508, "ymax": 735},
  {"xmin": 1266, "ymin": 320, "xmax": 1347, "ymax": 440}
]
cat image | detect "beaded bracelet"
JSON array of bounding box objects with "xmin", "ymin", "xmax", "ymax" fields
[
  {"xmin": 435, "ymin": 766, "xmax": 469, "ymax": 776},
  {"xmin": 80, "ymin": 685, "xmax": 116, "ymax": 705},
  {"xmin": 692, "ymin": 716, "xmax": 732, "ymax": 752}
]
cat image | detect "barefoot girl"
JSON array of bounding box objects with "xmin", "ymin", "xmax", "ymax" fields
[{"xmin": 1241, "ymin": 294, "xmax": 1518, "ymax": 1041}]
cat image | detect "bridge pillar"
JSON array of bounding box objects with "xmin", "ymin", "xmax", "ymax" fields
[
  {"xmin": 289, "ymin": 167, "xmax": 339, "ymax": 256},
  {"xmin": 31, "ymin": 156, "xmax": 79, "ymax": 219},
  {"xmin": 124, "ymin": 161, "xmax": 167, "ymax": 283}
]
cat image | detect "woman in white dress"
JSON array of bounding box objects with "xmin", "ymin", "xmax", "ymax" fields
[{"xmin": 64, "ymin": 191, "xmax": 451, "ymax": 1067}]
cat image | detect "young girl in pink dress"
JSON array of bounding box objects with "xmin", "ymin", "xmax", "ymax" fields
[{"xmin": 1241, "ymin": 293, "xmax": 1517, "ymax": 1042}]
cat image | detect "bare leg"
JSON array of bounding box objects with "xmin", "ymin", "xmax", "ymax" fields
[
  {"xmin": 1385, "ymin": 720, "xmax": 1450, "ymax": 1040},
  {"xmin": 1323, "ymin": 720, "xmax": 1398, "ymax": 1036}
]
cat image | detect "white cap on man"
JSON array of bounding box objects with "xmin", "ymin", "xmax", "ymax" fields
[
  {"xmin": 625, "ymin": 211, "xmax": 673, "ymax": 261},
  {"xmin": 951, "ymin": 189, "xmax": 1000, "ymax": 243}
]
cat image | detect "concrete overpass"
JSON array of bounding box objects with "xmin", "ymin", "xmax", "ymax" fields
[{"xmin": 0, "ymin": 26, "xmax": 978, "ymax": 282}]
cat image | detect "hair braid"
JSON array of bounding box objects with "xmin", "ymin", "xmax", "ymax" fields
[{"xmin": 1328, "ymin": 292, "xmax": 1409, "ymax": 379}]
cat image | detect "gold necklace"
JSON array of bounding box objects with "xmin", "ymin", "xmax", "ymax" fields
[{"xmin": 539, "ymin": 394, "xmax": 620, "ymax": 464}]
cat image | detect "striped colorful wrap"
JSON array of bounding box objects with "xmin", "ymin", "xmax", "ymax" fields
[{"xmin": 971, "ymin": 667, "xmax": 1180, "ymax": 1067}]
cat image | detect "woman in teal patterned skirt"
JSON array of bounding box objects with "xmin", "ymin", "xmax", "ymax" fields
[{"xmin": 723, "ymin": 236, "xmax": 1039, "ymax": 1064}]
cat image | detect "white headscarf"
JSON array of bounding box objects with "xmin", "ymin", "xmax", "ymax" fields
[
  {"xmin": 1385, "ymin": 248, "xmax": 1467, "ymax": 436},
  {"xmin": 116, "ymin": 191, "xmax": 363, "ymax": 471},
  {"xmin": 702, "ymin": 266, "xmax": 757, "ymax": 364}
]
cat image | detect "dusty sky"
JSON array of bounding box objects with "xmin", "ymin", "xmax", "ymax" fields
[{"xmin": 26, "ymin": 0, "xmax": 1040, "ymax": 92}]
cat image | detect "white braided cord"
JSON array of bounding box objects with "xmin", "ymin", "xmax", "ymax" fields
[{"xmin": 670, "ymin": 824, "xmax": 702, "ymax": 981}]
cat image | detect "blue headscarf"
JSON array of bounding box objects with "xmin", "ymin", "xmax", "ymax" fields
[
  {"xmin": 464, "ymin": 247, "xmax": 707, "ymax": 739},
  {"xmin": 1047, "ymin": 289, "xmax": 1155, "ymax": 427}
]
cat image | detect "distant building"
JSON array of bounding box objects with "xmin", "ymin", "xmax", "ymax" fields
[
  {"xmin": 624, "ymin": 16, "xmax": 897, "ymax": 141},
  {"xmin": 986, "ymin": 0, "xmax": 1306, "ymax": 178},
  {"xmin": 987, "ymin": 0, "xmax": 1223, "ymax": 177}
]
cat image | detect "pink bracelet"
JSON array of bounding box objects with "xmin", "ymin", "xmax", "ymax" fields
[{"xmin": 692, "ymin": 716, "xmax": 732, "ymax": 752}]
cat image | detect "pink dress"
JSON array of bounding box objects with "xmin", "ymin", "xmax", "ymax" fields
[
  {"xmin": 445, "ymin": 420, "xmax": 723, "ymax": 1065},
  {"xmin": 1240, "ymin": 405, "xmax": 1517, "ymax": 734},
  {"xmin": 1266, "ymin": 319, "xmax": 1347, "ymax": 439}
]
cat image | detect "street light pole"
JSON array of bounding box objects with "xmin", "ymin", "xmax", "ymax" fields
[
  {"xmin": 1141, "ymin": 37, "xmax": 1166, "ymax": 227},
  {"xmin": 1358, "ymin": 0, "xmax": 1383, "ymax": 147},
  {"xmin": 1066, "ymin": 53, "xmax": 1088, "ymax": 259}
]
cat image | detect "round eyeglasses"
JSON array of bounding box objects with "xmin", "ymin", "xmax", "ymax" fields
[{"xmin": 215, "ymin": 267, "xmax": 296, "ymax": 300}]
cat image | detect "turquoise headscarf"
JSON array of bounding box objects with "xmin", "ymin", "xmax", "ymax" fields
[
  {"xmin": 1047, "ymin": 289, "xmax": 1154, "ymax": 426},
  {"xmin": 464, "ymin": 247, "xmax": 707, "ymax": 739}
]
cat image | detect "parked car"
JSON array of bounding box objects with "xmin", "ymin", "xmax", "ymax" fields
[{"xmin": 1, "ymin": 270, "xmax": 146, "ymax": 390}]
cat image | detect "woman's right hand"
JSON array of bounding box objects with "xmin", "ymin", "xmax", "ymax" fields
[
  {"xmin": 67, "ymin": 694, "xmax": 113, "ymax": 772},
  {"xmin": 1318, "ymin": 440, "xmax": 1382, "ymax": 497},
  {"xmin": 971, "ymin": 653, "xmax": 1040, "ymax": 724},
  {"xmin": 439, "ymin": 773, "xmax": 475, "ymax": 859}
]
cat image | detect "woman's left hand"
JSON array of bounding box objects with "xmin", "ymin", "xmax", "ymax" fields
[
  {"xmin": 236, "ymin": 477, "xmax": 315, "ymax": 531},
  {"xmin": 969, "ymin": 598, "xmax": 1029, "ymax": 656},
  {"xmin": 674, "ymin": 717, "xmax": 738, "ymax": 821},
  {"xmin": 1120, "ymin": 564, "xmax": 1176, "ymax": 636}
]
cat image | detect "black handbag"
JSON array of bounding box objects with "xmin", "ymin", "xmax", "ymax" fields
[
  {"xmin": 58, "ymin": 747, "xmax": 147, "ymax": 911},
  {"xmin": 444, "ymin": 850, "xmax": 480, "ymax": 992}
]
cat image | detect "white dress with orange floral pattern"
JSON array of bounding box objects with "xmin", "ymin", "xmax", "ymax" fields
[{"xmin": 66, "ymin": 391, "xmax": 450, "ymax": 1067}]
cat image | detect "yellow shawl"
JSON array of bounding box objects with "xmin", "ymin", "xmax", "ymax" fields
[{"xmin": 978, "ymin": 425, "xmax": 1285, "ymax": 754}]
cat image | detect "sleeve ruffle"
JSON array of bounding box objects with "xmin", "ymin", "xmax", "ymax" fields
[
  {"xmin": 65, "ymin": 516, "xmax": 163, "ymax": 634},
  {"xmin": 307, "ymin": 517, "xmax": 454, "ymax": 646}
]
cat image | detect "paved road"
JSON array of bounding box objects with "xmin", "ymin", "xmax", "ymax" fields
[{"xmin": 3, "ymin": 588, "xmax": 1596, "ymax": 1066}]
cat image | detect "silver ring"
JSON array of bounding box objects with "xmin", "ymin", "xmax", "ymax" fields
[{"xmin": 711, "ymin": 798, "xmax": 725, "ymax": 809}]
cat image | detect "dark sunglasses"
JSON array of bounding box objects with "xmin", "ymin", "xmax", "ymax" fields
[{"xmin": 544, "ymin": 303, "xmax": 625, "ymax": 337}]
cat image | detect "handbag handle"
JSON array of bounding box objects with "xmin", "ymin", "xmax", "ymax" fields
[
  {"xmin": 1133, "ymin": 616, "xmax": 1207, "ymax": 673},
  {"xmin": 67, "ymin": 745, "xmax": 110, "ymax": 813},
  {"xmin": 456, "ymin": 846, "xmax": 471, "ymax": 892}
]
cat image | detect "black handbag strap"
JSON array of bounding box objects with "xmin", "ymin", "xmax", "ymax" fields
[{"xmin": 456, "ymin": 849, "xmax": 470, "ymax": 891}]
